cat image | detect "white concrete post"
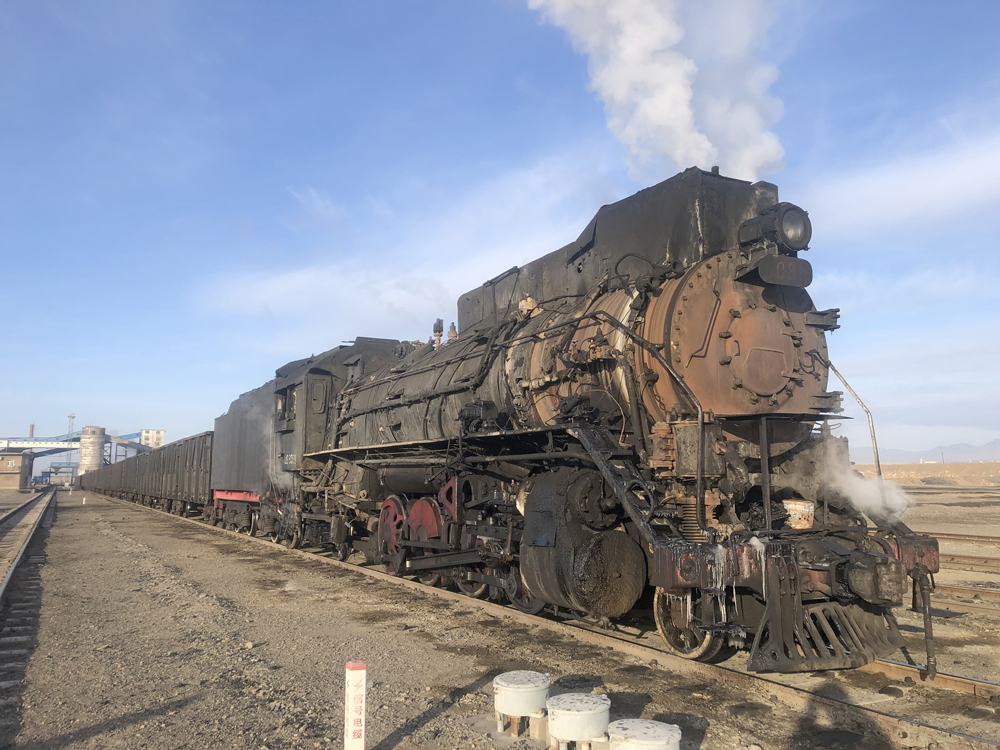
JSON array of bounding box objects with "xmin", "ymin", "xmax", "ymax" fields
[{"xmin": 344, "ymin": 661, "xmax": 367, "ymax": 749}]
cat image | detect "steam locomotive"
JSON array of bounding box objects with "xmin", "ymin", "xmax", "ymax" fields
[{"xmin": 83, "ymin": 167, "xmax": 939, "ymax": 673}]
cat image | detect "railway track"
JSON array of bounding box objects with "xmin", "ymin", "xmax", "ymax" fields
[
  {"xmin": 938, "ymin": 552, "xmax": 1000, "ymax": 575},
  {"xmin": 920, "ymin": 531, "xmax": 1000, "ymax": 546},
  {"xmin": 0, "ymin": 489, "xmax": 55, "ymax": 608},
  {"xmin": 103, "ymin": 493, "xmax": 1000, "ymax": 750},
  {"xmin": 932, "ymin": 584, "xmax": 1000, "ymax": 617},
  {"xmin": 903, "ymin": 485, "xmax": 1000, "ymax": 499}
]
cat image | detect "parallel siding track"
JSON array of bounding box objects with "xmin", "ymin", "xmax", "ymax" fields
[
  {"xmin": 932, "ymin": 584, "xmax": 1000, "ymax": 617},
  {"xmin": 903, "ymin": 486, "xmax": 1000, "ymax": 500},
  {"xmin": 938, "ymin": 553, "xmax": 1000, "ymax": 576},
  {"xmin": 0, "ymin": 489, "xmax": 55, "ymax": 608},
  {"xmin": 922, "ymin": 532, "xmax": 1000, "ymax": 546}
]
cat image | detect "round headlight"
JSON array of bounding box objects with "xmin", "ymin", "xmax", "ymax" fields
[{"xmin": 777, "ymin": 205, "xmax": 811, "ymax": 250}]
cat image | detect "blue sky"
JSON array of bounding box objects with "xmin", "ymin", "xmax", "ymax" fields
[{"xmin": 2, "ymin": 0, "xmax": 998, "ymax": 459}]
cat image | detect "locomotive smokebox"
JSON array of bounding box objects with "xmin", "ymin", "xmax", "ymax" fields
[{"xmin": 520, "ymin": 469, "xmax": 646, "ymax": 619}]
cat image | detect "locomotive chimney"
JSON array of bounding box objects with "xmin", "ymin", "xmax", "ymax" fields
[
  {"xmin": 447, "ymin": 322, "xmax": 457, "ymax": 344},
  {"xmin": 433, "ymin": 318, "xmax": 444, "ymax": 349}
]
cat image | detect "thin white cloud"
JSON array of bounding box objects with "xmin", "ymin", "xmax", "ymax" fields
[
  {"xmin": 828, "ymin": 318, "xmax": 1000, "ymax": 454},
  {"xmin": 288, "ymin": 187, "xmax": 345, "ymax": 222},
  {"xmin": 802, "ymin": 132, "xmax": 1000, "ymax": 242},
  {"xmin": 201, "ymin": 149, "xmax": 624, "ymax": 355},
  {"xmin": 809, "ymin": 265, "xmax": 982, "ymax": 318}
]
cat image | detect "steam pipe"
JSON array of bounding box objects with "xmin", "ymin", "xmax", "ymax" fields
[
  {"xmin": 916, "ymin": 566, "xmax": 937, "ymax": 679},
  {"xmin": 809, "ymin": 351, "xmax": 888, "ymax": 512},
  {"xmin": 824, "ymin": 358, "xmax": 881, "ymax": 478},
  {"xmin": 616, "ymin": 351, "xmax": 650, "ymax": 463},
  {"xmin": 583, "ymin": 311, "xmax": 713, "ymax": 541},
  {"xmin": 536, "ymin": 308, "xmax": 711, "ymax": 538},
  {"xmin": 760, "ymin": 417, "xmax": 772, "ymax": 531}
]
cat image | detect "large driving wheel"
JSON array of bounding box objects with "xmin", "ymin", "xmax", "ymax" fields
[
  {"xmin": 378, "ymin": 496, "xmax": 407, "ymax": 576},
  {"xmin": 456, "ymin": 568, "xmax": 489, "ymax": 598},
  {"xmin": 455, "ymin": 527, "xmax": 487, "ymax": 598},
  {"xmin": 653, "ymin": 588, "xmax": 725, "ymax": 661},
  {"xmin": 503, "ymin": 565, "xmax": 546, "ymax": 614}
]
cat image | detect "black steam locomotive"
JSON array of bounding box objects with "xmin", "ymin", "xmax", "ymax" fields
[{"xmin": 83, "ymin": 167, "xmax": 939, "ymax": 673}]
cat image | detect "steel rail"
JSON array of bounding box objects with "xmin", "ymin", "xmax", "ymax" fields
[
  {"xmin": 102, "ymin": 493, "xmax": 1000, "ymax": 750},
  {"xmin": 918, "ymin": 532, "xmax": 1000, "ymax": 546},
  {"xmin": 0, "ymin": 491, "xmax": 45, "ymax": 527},
  {"xmin": 0, "ymin": 488, "xmax": 55, "ymax": 607},
  {"xmin": 931, "ymin": 598, "xmax": 1000, "ymax": 617},
  {"xmin": 861, "ymin": 660, "xmax": 1000, "ymax": 699},
  {"xmin": 903, "ymin": 486, "xmax": 1000, "ymax": 496},
  {"xmin": 939, "ymin": 553, "xmax": 1000, "ymax": 575},
  {"xmin": 935, "ymin": 584, "xmax": 1000, "ymax": 604}
]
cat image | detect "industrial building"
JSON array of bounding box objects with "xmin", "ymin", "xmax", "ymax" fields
[
  {"xmin": 0, "ymin": 424, "xmax": 164, "ymax": 484},
  {"xmin": 0, "ymin": 451, "xmax": 34, "ymax": 490},
  {"xmin": 140, "ymin": 429, "xmax": 165, "ymax": 449}
]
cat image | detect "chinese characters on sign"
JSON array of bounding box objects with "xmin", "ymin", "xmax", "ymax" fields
[{"xmin": 344, "ymin": 661, "xmax": 366, "ymax": 749}]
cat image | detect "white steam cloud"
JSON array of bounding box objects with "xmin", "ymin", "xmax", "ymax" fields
[
  {"xmin": 529, "ymin": 0, "xmax": 785, "ymax": 181},
  {"xmin": 823, "ymin": 462, "xmax": 911, "ymax": 522}
]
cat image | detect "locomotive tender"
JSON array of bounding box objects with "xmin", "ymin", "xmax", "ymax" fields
[{"xmin": 83, "ymin": 167, "xmax": 940, "ymax": 674}]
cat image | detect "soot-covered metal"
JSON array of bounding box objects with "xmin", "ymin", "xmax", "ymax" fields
[{"xmin": 81, "ymin": 167, "xmax": 940, "ymax": 675}]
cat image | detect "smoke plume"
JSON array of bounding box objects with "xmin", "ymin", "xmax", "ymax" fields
[{"xmin": 528, "ymin": 0, "xmax": 785, "ymax": 181}]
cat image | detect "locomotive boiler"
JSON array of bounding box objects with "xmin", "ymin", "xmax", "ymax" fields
[{"xmin": 83, "ymin": 166, "xmax": 940, "ymax": 674}]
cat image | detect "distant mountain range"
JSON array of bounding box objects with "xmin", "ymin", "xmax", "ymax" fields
[{"xmin": 877, "ymin": 439, "xmax": 1000, "ymax": 464}]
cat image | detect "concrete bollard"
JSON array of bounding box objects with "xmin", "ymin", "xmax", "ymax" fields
[
  {"xmin": 607, "ymin": 719, "xmax": 682, "ymax": 750},
  {"xmin": 546, "ymin": 693, "xmax": 611, "ymax": 750},
  {"xmin": 494, "ymin": 670, "xmax": 550, "ymax": 739},
  {"xmin": 345, "ymin": 661, "xmax": 366, "ymax": 749}
]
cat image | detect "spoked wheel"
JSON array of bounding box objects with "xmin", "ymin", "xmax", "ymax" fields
[
  {"xmin": 416, "ymin": 545, "xmax": 442, "ymax": 587},
  {"xmin": 284, "ymin": 524, "xmax": 302, "ymax": 549},
  {"xmin": 378, "ymin": 496, "xmax": 407, "ymax": 576},
  {"xmin": 455, "ymin": 567, "xmax": 489, "ymax": 598},
  {"xmin": 503, "ymin": 566, "xmax": 546, "ymax": 614},
  {"xmin": 653, "ymin": 588, "xmax": 725, "ymax": 662},
  {"xmin": 268, "ymin": 515, "xmax": 283, "ymax": 543},
  {"xmin": 455, "ymin": 527, "xmax": 487, "ymax": 598}
]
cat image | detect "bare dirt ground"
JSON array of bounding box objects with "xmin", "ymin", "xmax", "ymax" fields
[
  {"xmin": 855, "ymin": 463, "xmax": 1000, "ymax": 487},
  {"xmin": 1, "ymin": 492, "xmax": 937, "ymax": 750}
]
